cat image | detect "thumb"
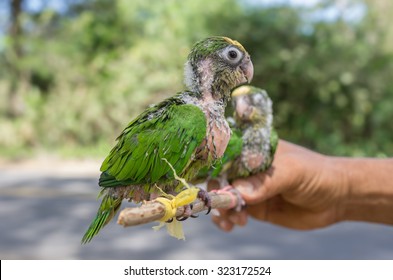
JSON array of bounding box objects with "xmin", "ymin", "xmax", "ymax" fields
[{"xmin": 232, "ymin": 174, "xmax": 269, "ymax": 204}]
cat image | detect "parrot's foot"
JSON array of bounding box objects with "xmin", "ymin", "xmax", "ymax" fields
[
  {"xmin": 197, "ymin": 188, "xmax": 212, "ymax": 215},
  {"xmin": 165, "ymin": 188, "xmax": 212, "ymax": 222},
  {"xmin": 165, "ymin": 205, "xmax": 198, "ymax": 222},
  {"xmin": 175, "ymin": 187, "xmax": 212, "ymax": 220},
  {"xmin": 176, "ymin": 204, "xmax": 198, "ymax": 221}
]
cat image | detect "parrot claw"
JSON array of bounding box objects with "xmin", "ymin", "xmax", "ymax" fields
[
  {"xmin": 176, "ymin": 204, "xmax": 194, "ymax": 221},
  {"xmin": 197, "ymin": 188, "xmax": 212, "ymax": 215},
  {"xmin": 171, "ymin": 188, "xmax": 212, "ymax": 221}
]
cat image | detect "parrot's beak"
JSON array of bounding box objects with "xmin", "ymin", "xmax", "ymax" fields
[
  {"xmin": 235, "ymin": 97, "xmax": 254, "ymax": 121},
  {"xmin": 240, "ymin": 55, "xmax": 254, "ymax": 84}
]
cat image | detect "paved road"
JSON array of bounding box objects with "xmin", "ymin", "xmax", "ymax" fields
[{"xmin": 1, "ymin": 158, "xmax": 392, "ymax": 259}]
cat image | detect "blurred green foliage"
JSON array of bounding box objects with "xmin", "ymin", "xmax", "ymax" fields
[{"xmin": 0, "ymin": 0, "xmax": 392, "ymax": 158}]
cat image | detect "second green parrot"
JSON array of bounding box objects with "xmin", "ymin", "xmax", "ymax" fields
[{"xmin": 200, "ymin": 85, "xmax": 278, "ymax": 188}]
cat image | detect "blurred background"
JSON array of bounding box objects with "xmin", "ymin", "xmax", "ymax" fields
[{"xmin": 0, "ymin": 0, "xmax": 392, "ymax": 259}]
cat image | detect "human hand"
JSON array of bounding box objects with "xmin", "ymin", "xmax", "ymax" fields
[{"xmin": 211, "ymin": 140, "xmax": 349, "ymax": 231}]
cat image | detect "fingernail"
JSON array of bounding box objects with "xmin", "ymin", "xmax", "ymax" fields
[
  {"xmin": 229, "ymin": 215, "xmax": 240, "ymax": 225},
  {"xmin": 219, "ymin": 220, "xmax": 230, "ymax": 230}
]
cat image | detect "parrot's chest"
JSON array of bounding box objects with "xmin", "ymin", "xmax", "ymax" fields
[
  {"xmin": 196, "ymin": 103, "xmax": 231, "ymax": 161},
  {"xmin": 238, "ymin": 127, "xmax": 269, "ymax": 174}
]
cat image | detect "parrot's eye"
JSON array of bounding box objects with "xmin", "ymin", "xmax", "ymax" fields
[
  {"xmin": 228, "ymin": 50, "xmax": 238, "ymax": 59},
  {"xmin": 221, "ymin": 46, "xmax": 243, "ymax": 64}
]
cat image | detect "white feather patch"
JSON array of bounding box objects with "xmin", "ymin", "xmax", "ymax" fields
[
  {"xmin": 184, "ymin": 58, "xmax": 214, "ymax": 93},
  {"xmin": 184, "ymin": 61, "xmax": 196, "ymax": 92}
]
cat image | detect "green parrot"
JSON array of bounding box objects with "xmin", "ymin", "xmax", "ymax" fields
[
  {"xmin": 199, "ymin": 85, "xmax": 278, "ymax": 196},
  {"xmin": 81, "ymin": 36, "xmax": 254, "ymax": 243}
]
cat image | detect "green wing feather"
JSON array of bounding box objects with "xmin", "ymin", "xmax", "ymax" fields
[
  {"xmin": 266, "ymin": 127, "xmax": 279, "ymax": 169},
  {"xmin": 99, "ymin": 99, "xmax": 206, "ymax": 188}
]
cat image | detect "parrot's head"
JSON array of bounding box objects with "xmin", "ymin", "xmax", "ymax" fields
[
  {"xmin": 231, "ymin": 85, "xmax": 273, "ymax": 128},
  {"xmin": 184, "ymin": 36, "xmax": 253, "ymax": 101}
]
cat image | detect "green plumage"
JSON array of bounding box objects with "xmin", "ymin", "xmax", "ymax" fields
[
  {"xmin": 82, "ymin": 36, "xmax": 253, "ymax": 243},
  {"xmin": 81, "ymin": 194, "xmax": 122, "ymax": 244},
  {"xmin": 100, "ymin": 98, "xmax": 206, "ymax": 187}
]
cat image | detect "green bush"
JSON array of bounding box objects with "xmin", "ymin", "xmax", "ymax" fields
[{"xmin": 1, "ymin": 0, "xmax": 392, "ymax": 158}]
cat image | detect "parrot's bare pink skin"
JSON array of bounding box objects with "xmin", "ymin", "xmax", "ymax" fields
[
  {"xmin": 196, "ymin": 97, "xmax": 231, "ymax": 161},
  {"xmin": 242, "ymin": 150, "xmax": 264, "ymax": 171}
]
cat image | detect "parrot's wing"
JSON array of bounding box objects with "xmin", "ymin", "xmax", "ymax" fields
[
  {"xmin": 270, "ymin": 128, "xmax": 278, "ymax": 157},
  {"xmin": 100, "ymin": 102, "xmax": 206, "ymax": 186},
  {"xmin": 266, "ymin": 127, "xmax": 279, "ymax": 169}
]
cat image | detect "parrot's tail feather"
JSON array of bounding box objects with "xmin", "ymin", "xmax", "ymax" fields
[
  {"xmin": 81, "ymin": 194, "xmax": 122, "ymax": 244},
  {"xmin": 99, "ymin": 171, "xmax": 131, "ymax": 188}
]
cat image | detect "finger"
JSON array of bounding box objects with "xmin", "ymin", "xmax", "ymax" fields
[
  {"xmin": 227, "ymin": 208, "xmax": 248, "ymax": 226},
  {"xmin": 211, "ymin": 215, "xmax": 234, "ymax": 232},
  {"xmin": 211, "ymin": 209, "xmax": 235, "ymax": 232},
  {"xmin": 211, "ymin": 207, "xmax": 248, "ymax": 231},
  {"xmin": 232, "ymin": 176, "xmax": 265, "ymax": 204},
  {"xmin": 206, "ymin": 178, "xmax": 221, "ymax": 191},
  {"xmin": 232, "ymin": 156, "xmax": 300, "ymax": 204},
  {"xmin": 232, "ymin": 173, "xmax": 278, "ymax": 204}
]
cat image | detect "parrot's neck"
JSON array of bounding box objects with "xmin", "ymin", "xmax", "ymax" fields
[
  {"xmin": 181, "ymin": 91, "xmax": 231, "ymax": 162},
  {"xmin": 199, "ymin": 100, "xmax": 231, "ymax": 161},
  {"xmin": 184, "ymin": 59, "xmax": 232, "ymax": 105}
]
